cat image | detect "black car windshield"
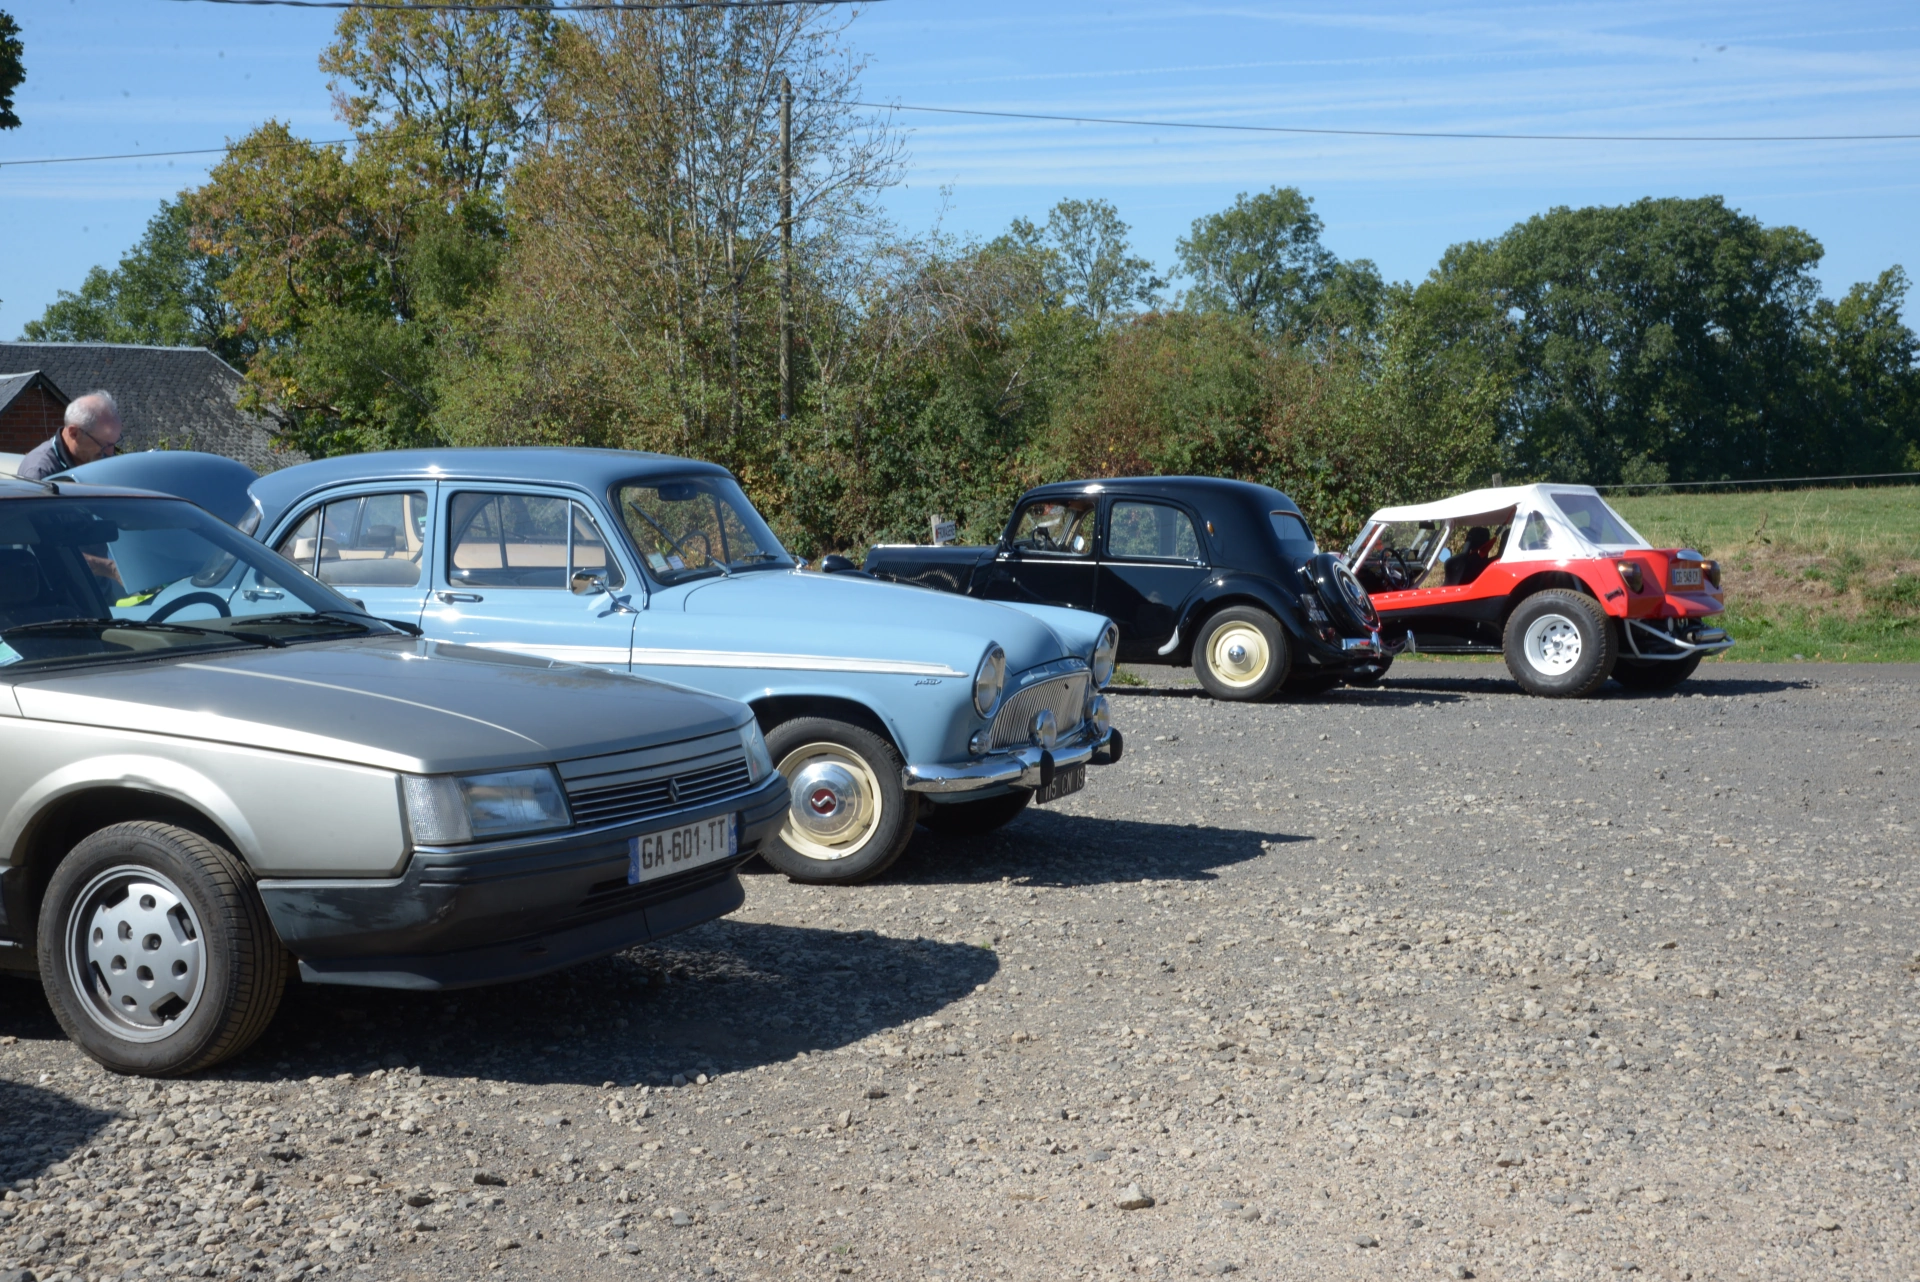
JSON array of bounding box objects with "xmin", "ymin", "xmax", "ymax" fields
[
  {"xmin": 615, "ymin": 476, "xmax": 793, "ymax": 584},
  {"xmin": 0, "ymin": 496, "xmax": 395, "ymax": 671}
]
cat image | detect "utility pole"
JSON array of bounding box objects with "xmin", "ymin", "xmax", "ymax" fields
[{"xmin": 779, "ymin": 74, "xmax": 793, "ymax": 423}]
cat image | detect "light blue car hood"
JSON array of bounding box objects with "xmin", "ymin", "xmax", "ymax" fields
[{"xmin": 678, "ymin": 571, "xmax": 1076, "ymax": 678}]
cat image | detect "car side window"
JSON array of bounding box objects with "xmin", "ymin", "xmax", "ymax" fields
[
  {"xmin": 447, "ymin": 492, "xmax": 624, "ymax": 590},
  {"xmin": 274, "ymin": 491, "xmax": 429, "ymax": 587},
  {"xmin": 1009, "ymin": 498, "xmax": 1096, "ymax": 555},
  {"xmin": 1108, "ymin": 501, "xmax": 1202, "ymax": 562},
  {"xmin": 1518, "ymin": 510, "xmax": 1555, "ymax": 551}
]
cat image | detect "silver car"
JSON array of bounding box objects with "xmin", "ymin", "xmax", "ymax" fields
[{"xmin": 0, "ymin": 478, "xmax": 787, "ymax": 1075}]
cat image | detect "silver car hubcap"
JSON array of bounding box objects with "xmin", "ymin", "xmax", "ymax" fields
[
  {"xmin": 1523, "ymin": 613, "xmax": 1584, "ymax": 676},
  {"xmin": 778, "ymin": 744, "xmax": 883, "ymax": 861},
  {"xmin": 65, "ymin": 865, "xmax": 206, "ymax": 1043}
]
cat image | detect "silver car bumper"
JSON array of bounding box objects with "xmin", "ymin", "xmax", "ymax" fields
[{"xmin": 902, "ymin": 725, "xmax": 1117, "ymax": 794}]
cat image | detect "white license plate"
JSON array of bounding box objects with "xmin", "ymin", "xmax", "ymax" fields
[
  {"xmin": 628, "ymin": 814, "xmax": 739, "ymax": 884},
  {"xmin": 1669, "ymin": 566, "xmax": 1703, "ymax": 588}
]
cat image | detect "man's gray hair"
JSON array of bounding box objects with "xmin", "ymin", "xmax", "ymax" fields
[{"xmin": 65, "ymin": 391, "xmax": 121, "ymax": 433}]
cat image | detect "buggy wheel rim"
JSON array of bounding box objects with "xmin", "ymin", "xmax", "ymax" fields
[
  {"xmin": 777, "ymin": 743, "xmax": 884, "ymax": 861},
  {"xmin": 65, "ymin": 864, "xmax": 207, "ymax": 1044},
  {"xmin": 1207, "ymin": 624, "xmax": 1270, "ymax": 687},
  {"xmin": 1523, "ymin": 613, "xmax": 1584, "ymax": 676}
]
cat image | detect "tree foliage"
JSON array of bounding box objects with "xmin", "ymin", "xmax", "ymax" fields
[
  {"xmin": 0, "ymin": 10, "xmax": 22, "ymax": 131},
  {"xmin": 23, "ymin": 200, "xmax": 250, "ymax": 364},
  {"xmin": 1176, "ymin": 186, "xmax": 1383, "ymax": 339}
]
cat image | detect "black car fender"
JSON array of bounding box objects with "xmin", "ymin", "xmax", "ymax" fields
[{"xmin": 1174, "ymin": 572, "xmax": 1317, "ymax": 660}]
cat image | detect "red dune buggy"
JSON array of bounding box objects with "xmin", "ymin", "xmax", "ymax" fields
[{"xmin": 1343, "ymin": 484, "xmax": 1732, "ymax": 697}]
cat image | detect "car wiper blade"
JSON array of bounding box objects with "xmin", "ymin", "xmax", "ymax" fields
[
  {"xmin": 1, "ymin": 617, "xmax": 285, "ymax": 648},
  {"xmin": 242, "ymin": 611, "xmax": 378, "ymax": 631}
]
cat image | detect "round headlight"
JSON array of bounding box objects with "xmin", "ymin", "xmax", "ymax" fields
[
  {"xmin": 1092, "ymin": 622, "xmax": 1119, "ymax": 687},
  {"xmin": 973, "ymin": 643, "xmax": 1006, "ymax": 717},
  {"xmin": 1086, "ymin": 691, "xmax": 1111, "ymax": 735}
]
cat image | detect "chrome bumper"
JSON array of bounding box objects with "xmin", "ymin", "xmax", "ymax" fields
[
  {"xmin": 902, "ymin": 726, "xmax": 1118, "ymax": 794},
  {"xmin": 1341, "ymin": 631, "xmax": 1383, "ymax": 653},
  {"xmin": 1624, "ymin": 618, "xmax": 1735, "ymax": 659}
]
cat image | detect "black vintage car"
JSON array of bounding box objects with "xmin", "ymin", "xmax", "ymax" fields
[{"xmin": 863, "ymin": 477, "xmax": 1386, "ymax": 700}]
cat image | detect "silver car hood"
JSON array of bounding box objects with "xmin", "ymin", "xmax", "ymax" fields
[{"xmin": 7, "ymin": 638, "xmax": 748, "ymax": 775}]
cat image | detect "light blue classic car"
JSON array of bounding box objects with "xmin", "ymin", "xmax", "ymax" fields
[{"xmin": 61, "ymin": 449, "xmax": 1125, "ymax": 883}]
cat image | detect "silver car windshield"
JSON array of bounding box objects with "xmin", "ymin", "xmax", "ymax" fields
[
  {"xmin": 615, "ymin": 476, "xmax": 794, "ymax": 584},
  {"xmin": 0, "ymin": 497, "xmax": 395, "ymax": 671}
]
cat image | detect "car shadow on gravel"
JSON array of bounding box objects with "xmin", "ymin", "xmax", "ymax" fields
[
  {"xmin": 1381, "ymin": 672, "xmax": 1812, "ymax": 700},
  {"xmin": 899, "ymin": 811, "xmax": 1301, "ymax": 888},
  {"xmin": 217, "ymin": 922, "xmax": 996, "ymax": 1088},
  {"xmin": 0, "ymin": 1077, "xmax": 115, "ymax": 1185}
]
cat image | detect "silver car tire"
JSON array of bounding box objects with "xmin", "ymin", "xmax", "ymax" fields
[
  {"xmin": 760, "ymin": 717, "xmax": 914, "ymax": 885},
  {"xmin": 37, "ymin": 821, "xmax": 288, "ymax": 1077}
]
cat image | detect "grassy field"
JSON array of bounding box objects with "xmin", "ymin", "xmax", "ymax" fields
[{"xmin": 1611, "ymin": 484, "xmax": 1920, "ymax": 662}]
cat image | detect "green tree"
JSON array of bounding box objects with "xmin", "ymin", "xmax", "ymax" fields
[
  {"xmin": 1029, "ymin": 198, "xmax": 1162, "ymax": 325},
  {"xmin": 1422, "ymin": 196, "xmax": 1913, "ymax": 484},
  {"xmin": 23, "ymin": 200, "xmax": 250, "ymax": 365},
  {"xmin": 319, "ymin": 3, "xmax": 557, "ymax": 198},
  {"xmin": 1175, "ymin": 186, "xmax": 1382, "ymax": 338},
  {"xmin": 0, "ymin": 10, "xmax": 23, "ymax": 131}
]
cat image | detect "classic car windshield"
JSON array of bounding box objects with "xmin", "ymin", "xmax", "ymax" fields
[
  {"xmin": 616, "ymin": 476, "xmax": 793, "ymax": 584},
  {"xmin": 0, "ymin": 497, "xmax": 394, "ymax": 671},
  {"xmin": 1549, "ymin": 492, "xmax": 1648, "ymax": 549}
]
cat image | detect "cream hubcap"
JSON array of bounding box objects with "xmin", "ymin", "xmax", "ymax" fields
[
  {"xmin": 777, "ymin": 743, "xmax": 884, "ymax": 861},
  {"xmin": 1523, "ymin": 613, "xmax": 1584, "ymax": 676},
  {"xmin": 1207, "ymin": 623, "xmax": 1270, "ymax": 687}
]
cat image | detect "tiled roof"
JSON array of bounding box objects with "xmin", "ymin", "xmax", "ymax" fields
[
  {"xmin": 0, "ymin": 343, "xmax": 307, "ymax": 473},
  {"xmin": 0, "ymin": 369, "xmax": 68, "ymax": 416}
]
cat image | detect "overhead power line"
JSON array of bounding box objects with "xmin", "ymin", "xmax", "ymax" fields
[
  {"xmin": 170, "ymin": 0, "xmax": 869, "ymax": 9},
  {"xmin": 9, "ymin": 95, "xmax": 1918, "ymax": 169},
  {"xmin": 844, "ymin": 100, "xmax": 1920, "ymax": 144}
]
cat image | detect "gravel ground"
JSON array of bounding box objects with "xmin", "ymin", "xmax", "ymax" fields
[{"xmin": 3, "ymin": 660, "xmax": 1917, "ymax": 1282}]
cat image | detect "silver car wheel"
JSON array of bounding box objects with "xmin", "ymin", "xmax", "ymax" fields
[
  {"xmin": 1523, "ymin": 613, "xmax": 1584, "ymax": 676},
  {"xmin": 778, "ymin": 743, "xmax": 884, "ymax": 861},
  {"xmin": 65, "ymin": 864, "xmax": 207, "ymax": 1044}
]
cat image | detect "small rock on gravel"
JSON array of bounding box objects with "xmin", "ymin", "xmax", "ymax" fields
[{"xmin": 1116, "ymin": 1184, "xmax": 1155, "ymax": 1210}]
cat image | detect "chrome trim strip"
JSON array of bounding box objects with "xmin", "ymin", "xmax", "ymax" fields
[{"xmin": 469, "ymin": 641, "xmax": 967, "ymax": 677}]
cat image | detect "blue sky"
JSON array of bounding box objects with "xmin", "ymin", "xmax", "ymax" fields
[{"xmin": 3, "ymin": 0, "xmax": 1918, "ymax": 337}]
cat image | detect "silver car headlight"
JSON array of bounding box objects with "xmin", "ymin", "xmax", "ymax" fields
[
  {"xmin": 403, "ymin": 767, "xmax": 570, "ymax": 844},
  {"xmin": 741, "ymin": 719, "xmax": 775, "ymax": 783},
  {"xmin": 1085, "ymin": 691, "xmax": 1112, "ymax": 735},
  {"xmin": 973, "ymin": 643, "xmax": 1007, "ymax": 717},
  {"xmin": 1092, "ymin": 622, "xmax": 1119, "ymax": 687}
]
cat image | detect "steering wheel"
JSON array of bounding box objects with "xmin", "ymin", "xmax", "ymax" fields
[
  {"xmin": 1385, "ymin": 548, "xmax": 1416, "ymax": 589},
  {"xmin": 148, "ymin": 591, "xmax": 233, "ymax": 622}
]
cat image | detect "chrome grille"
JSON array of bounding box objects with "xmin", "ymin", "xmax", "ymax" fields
[
  {"xmin": 558, "ymin": 729, "xmax": 752, "ymax": 829},
  {"xmin": 988, "ymin": 666, "xmax": 1090, "ymax": 750}
]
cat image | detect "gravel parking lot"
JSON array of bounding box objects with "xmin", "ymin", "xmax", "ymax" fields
[{"xmin": 4, "ymin": 660, "xmax": 1917, "ymax": 1282}]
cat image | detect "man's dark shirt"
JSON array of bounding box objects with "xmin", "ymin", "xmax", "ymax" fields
[
  {"xmin": 1443, "ymin": 550, "xmax": 1490, "ymax": 587},
  {"xmin": 17, "ymin": 433, "xmax": 76, "ymax": 482}
]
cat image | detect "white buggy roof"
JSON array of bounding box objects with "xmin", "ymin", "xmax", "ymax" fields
[{"xmin": 1365, "ymin": 483, "xmax": 1598, "ymax": 525}]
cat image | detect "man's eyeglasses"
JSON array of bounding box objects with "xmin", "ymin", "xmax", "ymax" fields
[{"xmin": 79, "ymin": 428, "xmax": 119, "ymax": 455}]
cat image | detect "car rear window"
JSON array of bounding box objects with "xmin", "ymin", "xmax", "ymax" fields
[
  {"xmin": 1269, "ymin": 511, "xmax": 1317, "ymax": 559},
  {"xmin": 1549, "ymin": 492, "xmax": 1646, "ymax": 548}
]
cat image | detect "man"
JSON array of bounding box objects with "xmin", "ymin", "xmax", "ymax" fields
[
  {"xmin": 18, "ymin": 391, "xmax": 123, "ymax": 481},
  {"xmin": 1442, "ymin": 525, "xmax": 1495, "ymax": 587}
]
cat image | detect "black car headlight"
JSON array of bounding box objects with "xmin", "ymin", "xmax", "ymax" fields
[
  {"xmin": 974, "ymin": 644, "xmax": 1007, "ymax": 717},
  {"xmin": 1092, "ymin": 623, "xmax": 1119, "ymax": 687},
  {"xmin": 403, "ymin": 767, "xmax": 570, "ymax": 844}
]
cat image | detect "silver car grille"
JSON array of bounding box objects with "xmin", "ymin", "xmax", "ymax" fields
[
  {"xmin": 988, "ymin": 663, "xmax": 1090, "ymax": 751},
  {"xmin": 558, "ymin": 729, "xmax": 752, "ymax": 829}
]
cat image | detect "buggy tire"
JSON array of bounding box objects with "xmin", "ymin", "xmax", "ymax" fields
[
  {"xmin": 1504, "ymin": 590, "xmax": 1616, "ymax": 698},
  {"xmin": 1612, "ymin": 652, "xmax": 1703, "ymax": 691},
  {"xmin": 919, "ymin": 789, "xmax": 1032, "ymax": 837},
  {"xmin": 1192, "ymin": 606, "xmax": 1291, "ymax": 701},
  {"xmin": 37, "ymin": 821, "xmax": 287, "ymax": 1077},
  {"xmin": 761, "ymin": 717, "xmax": 914, "ymax": 884}
]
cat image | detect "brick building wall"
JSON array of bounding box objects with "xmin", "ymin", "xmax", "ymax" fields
[{"xmin": 0, "ymin": 384, "xmax": 66, "ymax": 453}]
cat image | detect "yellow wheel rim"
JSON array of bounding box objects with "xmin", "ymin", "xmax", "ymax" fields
[{"xmin": 1207, "ymin": 623, "xmax": 1270, "ymax": 688}]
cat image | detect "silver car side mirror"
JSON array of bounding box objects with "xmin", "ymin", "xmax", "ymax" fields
[{"xmin": 570, "ymin": 570, "xmax": 609, "ymax": 596}]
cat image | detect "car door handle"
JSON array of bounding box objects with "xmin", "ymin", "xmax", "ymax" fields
[{"xmin": 435, "ymin": 591, "xmax": 483, "ymax": 603}]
